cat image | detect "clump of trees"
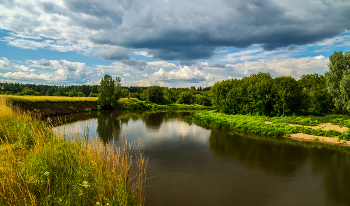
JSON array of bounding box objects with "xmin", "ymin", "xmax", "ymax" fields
[
  {"xmin": 325, "ymin": 51, "xmax": 350, "ymax": 113},
  {"xmin": 211, "ymin": 51, "xmax": 349, "ymax": 116},
  {"xmin": 212, "ymin": 72, "xmax": 304, "ymax": 116},
  {"xmin": 97, "ymin": 74, "xmax": 122, "ymax": 109}
]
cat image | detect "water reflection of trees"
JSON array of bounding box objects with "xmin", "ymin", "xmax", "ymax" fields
[
  {"xmin": 209, "ymin": 128, "xmax": 350, "ymax": 205},
  {"xmin": 96, "ymin": 111, "xmax": 121, "ymax": 143},
  {"xmin": 95, "ymin": 110, "xmax": 194, "ymax": 142},
  {"xmin": 209, "ymin": 129, "xmax": 308, "ymax": 176},
  {"xmin": 308, "ymin": 148, "xmax": 350, "ymax": 205}
]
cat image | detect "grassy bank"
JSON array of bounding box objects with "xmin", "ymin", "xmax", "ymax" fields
[
  {"xmin": 187, "ymin": 111, "xmax": 350, "ymax": 140},
  {"xmin": 118, "ymin": 98, "xmax": 213, "ymax": 110},
  {"xmin": 0, "ymin": 95, "xmax": 147, "ymax": 205}
]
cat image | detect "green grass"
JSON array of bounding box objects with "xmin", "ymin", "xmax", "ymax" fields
[
  {"xmin": 187, "ymin": 111, "xmax": 347, "ymax": 138},
  {"xmin": 117, "ymin": 98, "xmax": 213, "ymax": 110},
  {"xmin": 0, "ymin": 95, "xmax": 147, "ymax": 205}
]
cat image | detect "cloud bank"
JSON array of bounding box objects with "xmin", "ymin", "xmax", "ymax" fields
[{"xmin": 1, "ymin": 0, "xmax": 349, "ymax": 61}]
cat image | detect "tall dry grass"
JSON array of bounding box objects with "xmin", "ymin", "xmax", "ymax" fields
[{"xmin": 0, "ymin": 95, "xmax": 147, "ymax": 205}]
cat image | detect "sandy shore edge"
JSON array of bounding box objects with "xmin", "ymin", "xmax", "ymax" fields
[{"xmin": 265, "ymin": 122, "xmax": 350, "ymax": 147}]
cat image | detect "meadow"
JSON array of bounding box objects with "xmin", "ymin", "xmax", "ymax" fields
[
  {"xmin": 187, "ymin": 111, "xmax": 350, "ymax": 140},
  {"xmin": 5, "ymin": 95, "xmax": 98, "ymax": 102},
  {"xmin": 0, "ymin": 95, "xmax": 147, "ymax": 205}
]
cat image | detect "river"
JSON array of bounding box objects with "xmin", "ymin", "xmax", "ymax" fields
[{"xmin": 54, "ymin": 110, "xmax": 350, "ymax": 206}]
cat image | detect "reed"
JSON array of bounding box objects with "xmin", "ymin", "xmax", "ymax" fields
[{"xmin": 0, "ymin": 95, "xmax": 147, "ymax": 205}]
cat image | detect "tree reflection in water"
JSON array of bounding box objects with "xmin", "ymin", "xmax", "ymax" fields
[
  {"xmin": 209, "ymin": 128, "xmax": 350, "ymax": 205},
  {"xmin": 96, "ymin": 111, "xmax": 121, "ymax": 143}
]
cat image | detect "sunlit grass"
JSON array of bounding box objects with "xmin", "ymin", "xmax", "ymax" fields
[
  {"xmin": 118, "ymin": 98, "xmax": 213, "ymax": 110},
  {"xmin": 0, "ymin": 96, "xmax": 147, "ymax": 205},
  {"xmin": 0, "ymin": 95, "xmax": 13, "ymax": 118},
  {"xmin": 5, "ymin": 95, "xmax": 98, "ymax": 102},
  {"xmin": 188, "ymin": 111, "xmax": 349, "ymax": 138}
]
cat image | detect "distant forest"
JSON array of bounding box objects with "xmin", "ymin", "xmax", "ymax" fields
[{"xmin": 0, "ymin": 82, "xmax": 212, "ymax": 105}]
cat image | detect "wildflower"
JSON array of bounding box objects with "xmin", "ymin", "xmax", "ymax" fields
[
  {"xmin": 82, "ymin": 181, "xmax": 90, "ymax": 188},
  {"xmin": 96, "ymin": 202, "xmax": 100, "ymax": 205},
  {"xmin": 44, "ymin": 171, "xmax": 50, "ymax": 176}
]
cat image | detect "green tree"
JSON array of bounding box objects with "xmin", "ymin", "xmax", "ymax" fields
[
  {"xmin": 177, "ymin": 91, "xmax": 194, "ymax": 104},
  {"xmin": 98, "ymin": 74, "xmax": 122, "ymax": 109},
  {"xmin": 325, "ymin": 51, "xmax": 350, "ymax": 113},
  {"xmin": 121, "ymin": 88, "xmax": 130, "ymax": 98},
  {"xmin": 298, "ymin": 74, "xmax": 333, "ymax": 113},
  {"xmin": 143, "ymin": 86, "xmax": 164, "ymax": 104},
  {"xmin": 271, "ymin": 76, "xmax": 303, "ymax": 116}
]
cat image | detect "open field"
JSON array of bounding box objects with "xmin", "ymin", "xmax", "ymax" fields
[
  {"xmin": 0, "ymin": 95, "xmax": 147, "ymax": 205},
  {"xmin": 5, "ymin": 95, "xmax": 98, "ymax": 102}
]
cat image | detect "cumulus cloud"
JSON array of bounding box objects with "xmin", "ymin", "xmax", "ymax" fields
[
  {"xmin": 1, "ymin": 0, "xmax": 349, "ymax": 61},
  {"xmin": 0, "ymin": 58, "xmax": 92, "ymax": 83},
  {"xmin": 0, "ymin": 57, "xmax": 36, "ymax": 72},
  {"xmin": 149, "ymin": 66, "xmax": 212, "ymax": 84},
  {"xmin": 205, "ymin": 57, "xmax": 330, "ymax": 80}
]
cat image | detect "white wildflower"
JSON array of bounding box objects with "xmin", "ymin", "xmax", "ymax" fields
[
  {"xmin": 44, "ymin": 171, "xmax": 50, "ymax": 176},
  {"xmin": 81, "ymin": 181, "xmax": 90, "ymax": 188}
]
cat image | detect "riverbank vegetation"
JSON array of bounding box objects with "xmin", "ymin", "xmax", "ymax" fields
[
  {"xmin": 0, "ymin": 95, "xmax": 147, "ymax": 205},
  {"xmin": 187, "ymin": 111, "xmax": 350, "ymax": 140},
  {"xmin": 118, "ymin": 98, "xmax": 212, "ymax": 110}
]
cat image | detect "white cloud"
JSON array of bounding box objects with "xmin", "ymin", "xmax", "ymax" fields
[
  {"xmin": 0, "ymin": 58, "xmax": 92, "ymax": 84},
  {"xmin": 133, "ymin": 51, "xmax": 154, "ymax": 58},
  {"xmin": 123, "ymin": 73, "xmax": 130, "ymax": 77},
  {"xmin": 0, "ymin": 57, "xmax": 36, "ymax": 72},
  {"xmin": 314, "ymin": 55, "xmax": 325, "ymax": 60},
  {"xmin": 204, "ymin": 57, "xmax": 330, "ymax": 81}
]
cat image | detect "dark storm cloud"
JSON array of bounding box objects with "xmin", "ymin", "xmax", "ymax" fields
[
  {"xmin": 87, "ymin": 0, "xmax": 350, "ymax": 60},
  {"xmin": 2, "ymin": 0, "xmax": 350, "ymax": 61}
]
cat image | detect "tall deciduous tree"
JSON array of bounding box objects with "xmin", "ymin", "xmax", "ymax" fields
[
  {"xmin": 325, "ymin": 51, "xmax": 350, "ymax": 113},
  {"xmin": 98, "ymin": 74, "xmax": 121, "ymax": 109}
]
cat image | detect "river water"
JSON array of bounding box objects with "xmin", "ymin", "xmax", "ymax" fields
[{"xmin": 54, "ymin": 110, "xmax": 350, "ymax": 206}]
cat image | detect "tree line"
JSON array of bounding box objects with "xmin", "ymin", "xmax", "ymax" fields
[
  {"xmin": 1, "ymin": 51, "xmax": 348, "ymax": 115},
  {"xmin": 0, "ymin": 77, "xmax": 212, "ymax": 106},
  {"xmin": 211, "ymin": 51, "xmax": 350, "ymax": 115}
]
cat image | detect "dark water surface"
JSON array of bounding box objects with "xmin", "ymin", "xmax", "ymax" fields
[{"xmin": 54, "ymin": 110, "xmax": 350, "ymax": 206}]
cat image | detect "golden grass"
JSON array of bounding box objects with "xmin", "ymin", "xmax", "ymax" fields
[
  {"xmin": 5, "ymin": 95, "xmax": 98, "ymax": 102},
  {"xmin": 0, "ymin": 95, "xmax": 13, "ymax": 118},
  {"xmin": 0, "ymin": 96, "xmax": 147, "ymax": 205}
]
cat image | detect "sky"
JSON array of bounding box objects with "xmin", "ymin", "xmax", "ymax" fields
[{"xmin": 0, "ymin": 0, "xmax": 350, "ymax": 88}]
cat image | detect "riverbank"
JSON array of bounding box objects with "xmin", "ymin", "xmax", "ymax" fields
[
  {"xmin": 188, "ymin": 111, "xmax": 350, "ymax": 147},
  {"xmin": 5, "ymin": 95, "xmax": 212, "ymax": 116},
  {"xmin": 0, "ymin": 95, "xmax": 147, "ymax": 205}
]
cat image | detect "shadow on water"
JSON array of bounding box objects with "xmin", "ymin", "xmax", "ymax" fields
[{"xmin": 209, "ymin": 129, "xmax": 308, "ymax": 177}]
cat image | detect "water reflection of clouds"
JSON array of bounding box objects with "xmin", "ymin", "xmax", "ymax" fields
[
  {"xmin": 54, "ymin": 120, "xmax": 98, "ymax": 138},
  {"xmin": 55, "ymin": 111, "xmax": 211, "ymax": 149}
]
